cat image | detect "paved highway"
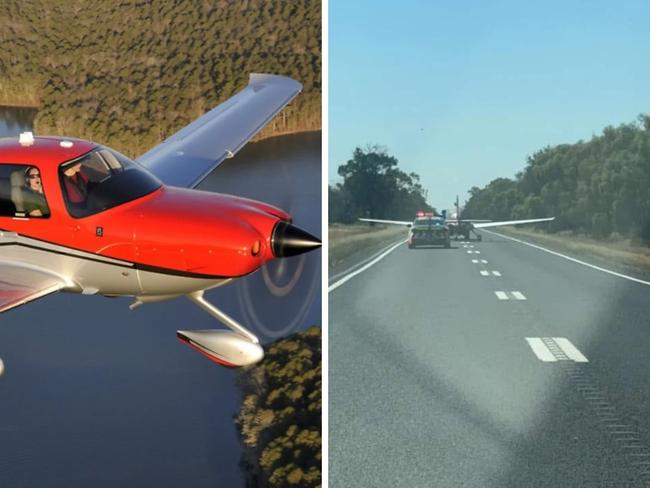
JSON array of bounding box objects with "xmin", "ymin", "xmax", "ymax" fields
[{"xmin": 329, "ymin": 230, "xmax": 650, "ymax": 487}]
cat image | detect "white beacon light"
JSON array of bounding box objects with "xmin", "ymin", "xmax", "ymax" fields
[{"xmin": 19, "ymin": 132, "xmax": 34, "ymax": 146}]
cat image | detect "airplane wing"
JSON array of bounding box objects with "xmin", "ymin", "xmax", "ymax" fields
[
  {"xmin": 359, "ymin": 218, "xmax": 412, "ymax": 226},
  {"xmin": 446, "ymin": 219, "xmax": 492, "ymax": 224},
  {"xmin": 473, "ymin": 217, "xmax": 555, "ymax": 228},
  {"xmin": 137, "ymin": 73, "xmax": 302, "ymax": 189},
  {"xmin": 0, "ymin": 262, "xmax": 67, "ymax": 313}
]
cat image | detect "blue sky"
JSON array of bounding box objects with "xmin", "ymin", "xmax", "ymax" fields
[{"xmin": 329, "ymin": 0, "xmax": 650, "ymax": 211}]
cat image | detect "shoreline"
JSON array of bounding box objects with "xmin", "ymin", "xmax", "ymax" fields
[
  {"xmin": 0, "ymin": 103, "xmax": 321, "ymax": 140},
  {"xmin": 0, "ymin": 102, "xmax": 39, "ymax": 109}
]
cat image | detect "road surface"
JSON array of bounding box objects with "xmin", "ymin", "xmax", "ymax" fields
[{"xmin": 329, "ymin": 230, "xmax": 650, "ymax": 487}]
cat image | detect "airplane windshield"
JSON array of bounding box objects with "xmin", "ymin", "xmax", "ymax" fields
[{"xmin": 59, "ymin": 147, "xmax": 162, "ymax": 218}]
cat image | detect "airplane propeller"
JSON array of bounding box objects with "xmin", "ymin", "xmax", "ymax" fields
[
  {"xmin": 271, "ymin": 221, "xmax": 322, "ymax": 258},
  {"xmin": 198, "ymin": 133, "xmax": 321, "ymax": 341}
]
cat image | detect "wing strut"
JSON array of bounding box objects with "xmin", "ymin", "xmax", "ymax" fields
[{"xmin": 185, "ymin": 291, "xmax": 258, "ymax": 343}]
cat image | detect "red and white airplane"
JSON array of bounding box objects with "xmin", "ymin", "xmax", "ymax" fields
[{"xmin": 0, "ymin": 74, "xmax": 320, "ymax": 372}]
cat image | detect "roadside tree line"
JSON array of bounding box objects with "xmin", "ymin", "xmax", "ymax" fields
[
  {"xmin": 329, "ymin": 146, "xmax": 432, "ymax": 223},
  {"xmin": 463, "ymin": 115, "xmax": 650, "ymax": 243}
]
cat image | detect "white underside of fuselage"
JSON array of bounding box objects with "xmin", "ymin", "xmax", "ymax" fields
[{"xmin": 0, "ymin": 231, "xmax": 230, "ymax": 299}]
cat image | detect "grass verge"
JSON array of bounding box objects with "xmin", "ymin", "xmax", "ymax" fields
[
  {"xmin": 329, "ymin": 223, "xmax": 407, "ymax": 276},
  {"xmin": 495, "ymin": 227, "xmax": 650, "ymax": 276}
]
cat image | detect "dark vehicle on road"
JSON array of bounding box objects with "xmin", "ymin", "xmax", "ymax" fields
[{"xmin": 408, "ymin": 213, "xmax": 450, "ymax": 249}]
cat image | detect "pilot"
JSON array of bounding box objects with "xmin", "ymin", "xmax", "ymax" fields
[
  {"xmin": 62, "ymin": 162, "xmax": 89, "ymax": 203},
  {"xmin": 23, "ymin": 167, "xmax": 50, "ymax": 218}
]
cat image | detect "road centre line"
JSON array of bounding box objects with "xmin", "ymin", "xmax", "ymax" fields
[
  {"xmin": 526, "ymin": 337, "xmax": 589, "ymax": 363},
  {"xmin": 495, "ymin": 291, "xmax": 526, "ymax": 300},
  {"xmin": 486, "ymin": 230, "xmax": 650, "ymax": 287},
  {"xmin": 526, "ymin": 338, "xmax": 557, "ymax": 362},
  {"xmin": 328, "ymin": 239, "xmax": 407, "ymax": 292},
  {"xmin": 553, "ymin": 337, "xmax": 589, "ymax": 362}
]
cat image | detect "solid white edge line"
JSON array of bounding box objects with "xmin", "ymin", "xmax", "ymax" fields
[
  {"xmin": 329, "ymin": 237, "xmax": 406, "ymax": 284},
  {"xmin": 486, "ymin": 230, "xmax": 650, "ymax": 287},
  {"xmin": 526, "ymin": 338, "xmax": 558, "ymax": 362},
  {"xmin": 553, "ymin": 337, "xmax": 589, "ymax": 363},
  {"xmin": 328, "ymin": 239, "xmax": 408, "ymax": 292}
]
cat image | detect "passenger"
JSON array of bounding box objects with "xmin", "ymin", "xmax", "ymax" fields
[
  {"xmin": 62, "ymin": 162, "xmax": 89, "ymax": 203},
  {"xmin": 23, "ymin": 167, "xmax": 49, "ymax": 217}
]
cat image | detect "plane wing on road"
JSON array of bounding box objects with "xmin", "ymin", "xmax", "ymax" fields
[
  {"xmin": 358, "ymin": 218, "xmax": 412, "ymax": 226},
  {"xmin": 471, "ymin": 217, "xmax": 555, "ymax": 228},
  {"xmin": 359, "ymin": 216, "xmax": 555, "ymax": 228}
]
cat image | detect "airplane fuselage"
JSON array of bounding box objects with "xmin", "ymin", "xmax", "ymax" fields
[{"xmin": 0, "ymin": 136, "xmax": 293, "ymax": 300}]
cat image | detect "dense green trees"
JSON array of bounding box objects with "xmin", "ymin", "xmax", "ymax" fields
[
  {"xmin": 0, "ymin": 0, "xmax": 320, "ymax": 156},
  {"xmin": 236, "ymin": 327, "xmax": 321, "ymax": 488},
  {"xmin": 329, "ymin": 146, "xmax": 432, "ymax": 223},
  {"xmin": 463, "ymin": 116, "xmax": 650, "ymax": 243}
]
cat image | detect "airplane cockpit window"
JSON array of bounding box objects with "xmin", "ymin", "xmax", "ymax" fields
[
  {"xmin": 59, "ymin": 147, "xmax": 161, "ymax": 218},
  {"xmin": 0, "ymin": 164, "xmax": 50, "ymax": 218}
]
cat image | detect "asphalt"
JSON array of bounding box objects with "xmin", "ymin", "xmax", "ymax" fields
[{"xmin": 329, "ymin": 231, "xmax": 650, "ymax": 487}]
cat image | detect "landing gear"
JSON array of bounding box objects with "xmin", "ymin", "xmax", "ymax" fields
[
  {"xmin": 176, "ymin": 291, "xmax": 264, "ymax": 367},
  {"xmin": 187, "ymin": 291, "xmax": 259, "ymax": 343}
]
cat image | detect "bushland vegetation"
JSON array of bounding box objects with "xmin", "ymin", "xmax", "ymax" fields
[
  {"xmin": 329, "ymin": 146, "xmax": 432, "ymax": 223},
  {"xmin": 236, "ymin": 327, "xmax": 321, "ymax": 488},
  {"xmin": 464, "ymin": 116, "xmax": 650, "ymax": 243},
  {"xmin": 0, "ymin": 0, "xmax": 320, "ymax": 156}
]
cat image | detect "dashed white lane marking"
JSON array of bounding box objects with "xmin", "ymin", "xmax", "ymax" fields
[
  {"xmin": 495, "ymin": 291, "xmax": 526, "ymax": 300},
  {"xmin": 526, "ymin": 337, "xmax": 588, "ymax": 363},
  {"xmin": 486, "ymin": 230, "xmax": 650, "ymax": 287},
  {"xmin": 472, "ymin": 259, "xmax": 479, "ymax": 263},
  {"xmin": 480, "ymin": 270, "xmax": 501, "ymax": 277},
  {"xmin": 328, "ymin": 239, "xmax": 407, "ymax": 292},
  {"xmin": 468, "ymin": 245, "xmax": 474, "ymax": 248},
  {"xmin": 553, "ymin": 337, "xmax": 589, "ymax": 362},
  {"xmin": 481, "ymin": 259, "xmax": 487, "ymax": 264},
  {"xmin": 474, "ymin": 251, "xmax": 480, "ymax": 254},
  {"xmin": 467, "ymin": 250, "xmax": 474, "ymax": 254},
  {"xmin": 526, "ymin": 338, "xmax": 557, "ymax": 362}
]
